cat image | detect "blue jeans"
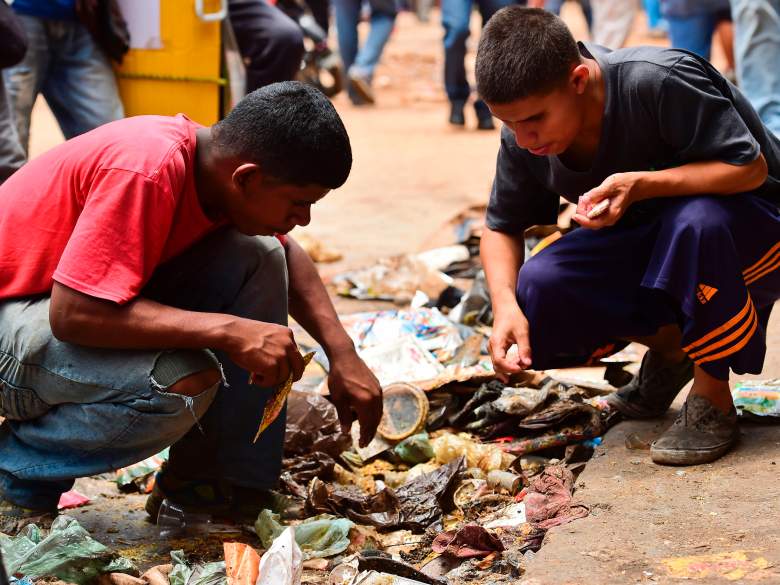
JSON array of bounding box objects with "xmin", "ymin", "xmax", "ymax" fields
[
  {"xmin": 643, "ymin": 0, "xmax": 665, "ymax": 29},
  {"xmin": 732, "ymin": 0, "xmax": 780, "ymax": 137},
  {"xmin": 0, "ymin": 230, "xmax": 289, "ymax": 510},
  {"xmin": 441, "ymin": 0, "xmax": 515, "ymax": 103},
  {"xmin": 2, "ymin": 14, "xmax": 123, "ymax": 154},
  {"xmin": 334, "ymin": 0, "xmax": 396, "ymax": 79},
  {"xmin": 667, "ymin": 12, "xmax": 718, "ymax": 58},
  {"xmin": 0, "ymin": 83, "xmax": 24, "ymax": 184}
]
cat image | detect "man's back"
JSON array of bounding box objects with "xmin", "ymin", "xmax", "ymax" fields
[{"xmin": 0, "ymin": 114, "xmax": 219, "ymax": 304}]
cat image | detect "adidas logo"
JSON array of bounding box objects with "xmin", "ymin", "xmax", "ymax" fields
[{"xmin": 696, "ymin": 283, "xmax": 718, "ymax": 304}]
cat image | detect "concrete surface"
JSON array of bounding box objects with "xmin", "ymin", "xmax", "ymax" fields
[{"xmin": 522, "ymin": 308, "xmax": 780, "ymax": 585}]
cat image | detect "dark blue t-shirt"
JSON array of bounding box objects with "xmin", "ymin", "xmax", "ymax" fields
[
  {"xmin": 486, "ymin": 42, "xmax": 780, "ymax": 234},
  {"xmin": 12, "ymin": 0, "xmax": 76, "ymax": 21}
]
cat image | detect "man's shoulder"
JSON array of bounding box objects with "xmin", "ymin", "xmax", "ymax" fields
[
  {"xmin": 73, "ymin": 114, "xmax": 199, "ymax": 183},
  {"xmin": 597, "ymin": 44, "xmax": 699, "ymax": 86}
]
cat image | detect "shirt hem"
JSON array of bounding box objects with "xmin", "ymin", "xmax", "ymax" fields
[{"xmin": 52, "ymin": 272, "xmax": 134, "ymax": 305}]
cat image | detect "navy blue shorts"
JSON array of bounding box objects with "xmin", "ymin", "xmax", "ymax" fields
[{"xmin": 516, "ymin": 195, "xmax": 780, "ymax": 380}]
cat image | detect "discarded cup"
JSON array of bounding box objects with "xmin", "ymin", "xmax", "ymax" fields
[{"xmin": 157, "ymin": 499, "xmax": 238, "ymax": 538}]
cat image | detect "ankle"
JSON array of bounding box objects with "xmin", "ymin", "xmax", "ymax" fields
[{"xmin": 689, "ymin": 367, "xmax": 733, "ymax": 414}]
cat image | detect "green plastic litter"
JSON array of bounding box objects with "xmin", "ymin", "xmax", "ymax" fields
[
  {"xmin": 0, "ymin": 516, "xmax": 136, "ymax": 585},
  {"xmin": 255, "ymin": 509, "xmax": 353, "ymax": 559},
  {"xmin": 169, "ymin": 550, "xmax": 225, "ymax": 585},
  {"xmin": 393, "ymin": 433, "xmax": 434, "ymax": 464}
]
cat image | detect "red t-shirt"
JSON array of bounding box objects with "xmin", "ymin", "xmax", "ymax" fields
[{"xmin": 0, "ymin": 114, "xmax": 223, "ymax": 304}]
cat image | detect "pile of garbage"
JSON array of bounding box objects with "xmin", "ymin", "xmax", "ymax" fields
[{"xmin": 2, "ymin": 202, "xmax": 634, "ymax": 585}]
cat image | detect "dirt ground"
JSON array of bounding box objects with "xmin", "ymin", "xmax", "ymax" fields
[{"xmin": 24, "ymin": 4, "xmax": 779, "ymax": 584}]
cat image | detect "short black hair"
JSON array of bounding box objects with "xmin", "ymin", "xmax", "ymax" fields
[
  {"xmin": 213, "ymin": 81, "xmax": 352, "ymax": 188},
  {"xmin": 476, "ymin": 6, "xmax": 581, "ymax": 104}
]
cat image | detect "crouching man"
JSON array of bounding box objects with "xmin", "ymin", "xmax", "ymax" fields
[
  {"xmin": 0, "ymin": 82, "xmax": 382, "ymax": 533},
  {"xmin": 476, "ymin": 8, "xmax": 780, "ymax": 466}
]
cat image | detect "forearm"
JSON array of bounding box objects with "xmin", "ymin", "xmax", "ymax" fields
[
  {"xmin": 49, "ymin": 282, "xmax": 237, "ymax": 351},
  {"xmin": 285, "ymin": 236, "xmax": 355, "ymax": 358},
  {"xmin": 630, "ymin": 156, "xmax": 768, "ymax": 201},
  {"xmin": 480, "ymin": 228, "xmax": 525, "ymax": 316}
]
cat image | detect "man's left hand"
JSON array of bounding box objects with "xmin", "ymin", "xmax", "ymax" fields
[
  {"xmin": 574, "ymin": 172, "xmax": 641, "ymax": 229},
  {"xmin": 327, "ymin": 350, "xmax": 383, "ymax": 447}
]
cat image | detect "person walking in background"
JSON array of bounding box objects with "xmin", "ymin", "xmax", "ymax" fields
[
  {"xmin": 334, "ymin": 0, "xmax": 397, "ymax": 105},
  {"xmin": 442, "ymin": 0, "xmax": 518, "ymax": 129},
  {"xmin": 544, "ymin": 0, "xmax": 592, "ymax": 31},
  {"xmin": 590, "ymin": 0, "xmax": 638, "ymax": 49},
  {"xmin": 4, "ymin": 0, "xmax": 125, "ymax": 155},
  {"xmin": 643, "ymin": 0, "xmax": 667, "ymax": 37},
  {"xmin": 0, "ymin": 2, "xmax": 27, "ymax": 184},
  {"xmin": 731, "ymin": 0, "xmax": 780, "ymax": 137},
  {"xmin": 661, "ymin": 0, "xmax": 733, "ymax": 66},
  {"xmin": 228, "ymin": 0, "xmax": 305, "ymax": 93}
]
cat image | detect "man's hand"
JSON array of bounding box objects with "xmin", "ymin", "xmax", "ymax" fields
[
  {"xmin": 224, "ymin": 319, "xmax": 305, "ymax": 387},
  {"xmin": 327, "ymin": 350, "xmax": 383, "ymax": 447},
  {"xmin": 574, "ymin": 172, "xmax": 640, "ymax": 229},
  {"xmin": 489, "ymin": 302, "xmax": 533, "ymax": 382}
]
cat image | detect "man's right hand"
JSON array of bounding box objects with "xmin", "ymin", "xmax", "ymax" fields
[
  {"xmin": 224, "ymin": 319, "xmax": 305, "ymax": 387},
  {"xmin": 489, "ymin": 303, "xmax": 533, "ymax": 382}
]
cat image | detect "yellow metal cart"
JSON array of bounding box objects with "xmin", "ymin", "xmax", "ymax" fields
[{"xmin": 115, "ymin": 0, "xmax": 229, "ymax": 126}]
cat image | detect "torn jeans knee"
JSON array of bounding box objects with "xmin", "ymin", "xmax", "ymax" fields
[{"xmin": 150, "ymin": 349, "xmax": 224, "ymax": 432}]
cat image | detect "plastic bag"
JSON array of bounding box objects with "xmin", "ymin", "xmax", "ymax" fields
[
  {"xmin": 254, "ymin": 510, "xmax": 353, "ymax": 560},
  {"xmin": 732, "ymin": 380, "xmax": 780, "ymax": 418},
  {"xmin": 168, "ymin": 550, "xmax": 225, "ymax": 585},
  {"xmin": 393, "ymin": 433, "xmax": 434, "ymax": 464},
  {"xmin": 0, "ymin": 516, "xmax": 136, "ymax": 585},
  {"xmin": 256, "ymin": 527, "xmax": 302, "ymax": 585},
  {"xmin": 430, "ymin": 433, "xmax": 511, "ymax": 472}
]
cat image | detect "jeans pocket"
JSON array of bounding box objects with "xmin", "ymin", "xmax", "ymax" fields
[{"xmin": 0, "ymin": 378, "xmax": 51, "ymax": 420}]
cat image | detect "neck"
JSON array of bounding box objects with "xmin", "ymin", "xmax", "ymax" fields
[
  {"xmin": 195, "ymin": 127, "xmax": 227, "ymax": 221},
  {"xmin": 568, "ymin": 58, "xmax": 606, "ymax": 160}
]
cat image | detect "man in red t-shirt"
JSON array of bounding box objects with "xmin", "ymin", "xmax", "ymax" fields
[{"xmin": 0, "ymin": 81, "xmax": 382, "ymax": 533}]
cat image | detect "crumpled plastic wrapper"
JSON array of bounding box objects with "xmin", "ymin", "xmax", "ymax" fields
[
  {"xmin": 284, "ymin": 391, "xmax": 351, "ymax": 459},
  {"xmin": 255, "ymin": 509, "xmax": 354, "ymax": 560},
  {"xmin": 307, "ymin": 457, "xmax": 465, "ymax": 533}
]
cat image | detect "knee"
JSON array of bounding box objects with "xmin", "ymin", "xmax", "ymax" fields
[
  {"xmin": 517, "ymin": 255, "xmax": 562, "ymax": 307},
  {"xmin": 673, "ymin": 197, "xmax": 733, "ymax": 237},
  {"xmin": 232, "ymin": 232, "xmax": 288, "ymax": 278},
  {"xmin": 167, "ymin": 368, "xmax": 222, "ymax": 397},
  {"xmin": 150, "ymin": 350, "xmax": 222, "ymax": 432},
  {"xmin": 443, "ymin": 23, "xmax": 469, "ymax": 48}
]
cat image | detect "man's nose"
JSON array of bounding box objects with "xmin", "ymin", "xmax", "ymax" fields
[{"xmin": 512, "ymin": 125, "xmax": 538, "ymax": 149}]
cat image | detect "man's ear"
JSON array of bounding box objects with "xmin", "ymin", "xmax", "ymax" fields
[
  {"xmin": 570, "ymin": 63, "xmax": 590, "ymax": 94},
  {"xmin": 231, "ymin": 163, "xmax": 261, "ymax": 192}
]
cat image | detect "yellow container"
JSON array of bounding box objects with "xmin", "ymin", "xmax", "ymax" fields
[{"xmin": 116, "ymin": 0, "xmax": 225, "ymax": 125}]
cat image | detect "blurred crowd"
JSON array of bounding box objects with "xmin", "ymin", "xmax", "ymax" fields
[{"xmin": 0, "ymin": 0, "xmax": 777, "ymax": 181}]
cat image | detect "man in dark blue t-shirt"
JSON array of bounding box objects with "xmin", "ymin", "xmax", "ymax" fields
[{"xmin": 475, "ymin": 6, "xmax": 780, "ymax": 466}]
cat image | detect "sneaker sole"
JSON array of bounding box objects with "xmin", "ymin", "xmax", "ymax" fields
[{"xmin": 650, "ymin": 438, "xmax": 736, "ymax": 466}]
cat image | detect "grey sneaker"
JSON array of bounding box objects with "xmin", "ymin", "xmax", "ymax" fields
[
  {"xmin": 0, "ymin": 497, "xmax": 56, "ymax": 535},
  {"xmin": 348, "ymin": 71, "xmax": 375, "ymax": 105},
  {"xmin": 606, "ymin": 351, "xmax": 694, "ymax": 419},
  {"xmin": 651, "ymin": 394, "xmax": 739, "ymax": 466}
]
